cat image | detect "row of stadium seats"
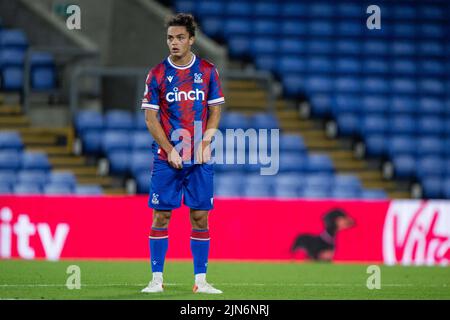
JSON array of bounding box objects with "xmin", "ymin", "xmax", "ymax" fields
[
  {"xmin": 0, "ymin": 170, "xmax": 103, "ymax": 195},
  {"xmin": 176, "ymin": 1, "xmax": 447, "ymax": 21},
  {"xmin": 0, "ymin": 25, "xmax": 56, "ymax": 91}
]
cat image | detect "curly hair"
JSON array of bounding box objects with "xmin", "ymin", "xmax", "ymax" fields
[{"xmin": 165, "ymin": 13, "xmax": 197, "ymax": 38}]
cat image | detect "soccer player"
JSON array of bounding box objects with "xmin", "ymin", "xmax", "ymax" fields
[{"xmin": 140, "ymin": 13, "xmax": 224, "ymax": 294}]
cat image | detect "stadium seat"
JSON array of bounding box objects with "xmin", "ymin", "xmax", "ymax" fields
[
  {"xmin": 280, "ymin": 38, "xmax": 305, "ymax": 55},
  {"xmin": 102, "ymin": 131, "xmax": 131, "ymax": 153},
  {"xmin": 200, "ymin": 17, "xmax": 222, "ymax": 38},
  {"xmin": 1, "ymin": 67, "xmax": 24, "ymax": 90},
  {"xmin": 14, "ymin": 183, "xmax": 42, "ymax": 195},
  {"xmin": 0, "ymin": 29, "xmax": 28, "ymax": 50},
  {"xmin": 392, "ymin": 155, "xmax": 416, "ymax": 179},
  {"xmin": 389, "ymin": 116, "xmax": 416, "ymax": 136},
  {"xmin": 243, "ymin": 183, "xmax": 273, "ymax": 198},
  {"xmin": 362, "ymin": 96, "xmax": 389, "ymax": 114},
  {"xmin": 219, "ymin": 112, "xmax": 249, "ymax": 130},
  {"xmin": 0, "ymin": 183, "xmax": 12, "ymax": 194},
  {"xmin": 104, "ymin": 110, "xmax": 134, "ymax": 131},
  {"xmin": 333, "ymin": 174, "xmax": 362, "ymax": 192},
  {"xmin": 81, "ymin": 131, "xmax": 103, "ymax": 155},
  {"xmin": 364, "ymin": 60, "xmax": 389, "ymax": 74},
  {"xmin": 281, "ymin": 21, "xmax": 307, "ymax": 37},
  {"xmin": 336, "ymin": 40, "xmax": 361, "ymax": 55},
  {"xmin": 417, "ymin": 137, "xmax": 444, "ymax": 157},
  {"xmin": 31, "ymin": 68, "xmax": 56, "ymax": 91},
  {"xmin": 227, "ymin": 36, "xmax": 250, "ymax": 58},
  {"xmin": 278, "ymin": 153, "xmax": 305, "ymax": 172},
  {"xmin": 44, "ymin": 183, "xmax": 74, "ymax": 195},
  {"xmin": 0, "ymin": 150, "xmax": 22, "ymax": 171},
  {"xmin": 361, "ymin": 116, "xmax": 388, "ymax": 136},
  {"xmin": 75, "ymin": 110, "xmax": 104, "ymax": 134},
  {"xmin": 310, "ymin": 94, "xmax": 332, "ymax": 117},
  {"xmin": 48, "ymin": 171, "xmax": 77, "ymax": 189},
  {"xmin": 331, "ymin": 189, "xmax": 361, "ymax": 199},
  {"xmin": 301, "ymin": 188, "xmax": 330, "ymax": 199},
  {"xmin": 250, "ymin": 37, "xmax": 277, "ymax": 56},
  {"xmin": 0, "ymin": 49, "xmax": 25, "ymax": 68},
  {"xmin": 130, "ymin": 151, "xmax": 153, "ymax": 177},
  {"xmin": 132, "ymin": 131, "xmax": 154, "ymax": 151},
  {"xmin": 421, "ymin": 177, "xmax": 443, "ymax": 199},
  {"xmin": 75, "ymin": 185, "xmax": 103, "ymax": 195},
  {"xmin": 336, "ymin": 114, "xmax": 359, "ymax": 136},
  {"xmin": 416, "ymin": 157, "xmax": 445, "ymax": 180},
  {"xmin": 443, "ymin": 180, "xmax": 450, "ymax": 199},
  {"xmin": 0, "ymin": 170, "xmax": 16, "ymax": 188},
  {"xmin": 364, "ymin": 134, "xmax": 387, "ymax": 157},
  {"xmin": 197, "ymin": 1, "xmax": 224, "ymax": 16},
  {"xmin": 17, "ymin": 170, "xmax": 48, "ymax": 188},
  {"xmin": 361, "ymin": 189, "xmax": 388, "ymax": 199},
  {"xmin": 418, "ymin": 117, "xmax": 445, "ymax": 136},
  {"xmin": 249, "ymin": 113, "xmax": 279, "ymax": 130},
  {"xmin": 226, "ymin": 2, "xmax": 252, "ymax": 17},
  {"xmin": 273, "ymin": 185, "xmax": 300, "ymax": 199},
  {"xmin": 418, "ymin": 98, "xmax": 446, "ymax": 115},
  {"xmin": 390, "ymin": 96, "xmax": 417, "ymax": 115},
  {"xmin": 22, "ymin": 152, "xmax": 51, "ymax": 171},
  {"xmin": 255, "ymin": 20, "xmax": 279, "ymax": 36},
  {"xmin": 0, "ymin": 131, "xmax": 23, "ymax": 151},
  {"xmin": 387, "ymin": 137, "xmax": 416, "ymax": 158},
  {"xmin": 279, "ymin": 134, "xmax": 306, "ymax": 154},
  {"xmin": 107, "ymin": 151, "xmax": 130, "ymax": 174},
  {"xmin": 224, "ymin": 19, "xmax": 251, "ymax": 38}
]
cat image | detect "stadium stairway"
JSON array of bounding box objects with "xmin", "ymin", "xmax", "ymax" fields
[
  {"xmin": 0, "ymin": 101, "xmax": 127, "ymax": 195},
  {"xmin": 226, "ymin": 79, "xmax": 410, "ymax": 199}
]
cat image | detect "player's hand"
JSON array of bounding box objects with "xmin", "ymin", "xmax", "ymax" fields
[
  {"xmin": 196, "ymin": 140, "xmax": 211, "ymax": 164},
  {"xmin": 168, "ymin": 147, "xmax": 183, "ymax": 169}
]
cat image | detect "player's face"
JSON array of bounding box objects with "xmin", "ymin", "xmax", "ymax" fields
[{"xmin": 167, "ymin": 26, "xmax": 194, "ymax": 58}]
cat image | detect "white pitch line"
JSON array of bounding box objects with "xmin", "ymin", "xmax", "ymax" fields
[{"xmin": 0, "ymin": 283, "xmax": 448, "ymax": 288}]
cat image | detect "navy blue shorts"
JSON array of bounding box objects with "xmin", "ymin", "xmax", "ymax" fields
[{"xmin": 148, "ymin": 159, "xmax": 214, "ymax": 211}]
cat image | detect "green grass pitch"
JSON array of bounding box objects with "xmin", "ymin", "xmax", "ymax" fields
[{"xmin": 0, "ymin": 260, "xmax": 449, "ymax": 300}]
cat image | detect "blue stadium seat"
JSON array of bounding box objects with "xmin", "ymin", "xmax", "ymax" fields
[
  {"xmin": 249, "ymin": 113, "xmax": 278, "ymax": 130},
  {"xmin": 393, "ymin": 5, "xmax": 416, "ymax": 20},
  {"xmin": 361, "ymin": 189, "xmax": 387, "ymax": 199},
  {"xmin": 254, "ymin": 55, "xmax": 277, "ymax": 73},
  {"xmin": 306, "ymin": 154, "xmax": 334, "ymax": 173},
  {"xmin": 390, "ymin": 96, "xmax": 417, "ymax": 115},
  {"xmin": 392, "ymin": 42, "xmax": 416, "ymax": 56},
  {"xmin": 17, "ymin": 170, "xmax": 48, "ymax": 187},
  {"xmin": 14, "ymin": 183, "xmax": 42, "ymax": 195},
  {"xmin": 420, "ymin": 61, "xmax": 446, "ymax": 77},
  {"xmin": 0, "ymin": 131, "xmax": 23, "ymax": 151},
  {"xmin": 224, "ymin": 19, "xmax": 250, "ymax": 38},
  {"xmin": 418, "ymin": 117, "xmax": 445, "ymax": 136},
  {"xmin": 197, "ymin": 1, "xmax": 224, "ymax": 17},
  {"xmin": 336, "ymin": 58, "xmax": 361, "ymax": 74},
  {"xmin": 392, "ymin": 78, "xmax": 418, "ymax": 95},
  {"xmin": 132, "ymin": 131, "xmax": 154, "ymax": 151},
  {"xmin": 219, "ymin": 112, "xmax": 249, "ymax": 130},
  {"xmin": 309, "ymin": 3, "xmax": 335, "ymax": 18},
  {"xmin": 307, "ymin": 57, "xmax": 333, "ymax": 73},
  {"xmin": 338, "ymin": 22, "xmax": 363, "ymax": 37},
  {"xmin": 392, "ymin": 155, "xmax": 416, "ymax": 179},
  {"xmin": 419, "ymin": 5, "xmax": 445, "ymax": 20},
  {"xmin": 251, "ymin": 37, "xmax": 278, "ymax": 56},
  {"xmin": 279, "ymin": 134, "xmax": 306, "ymax": 154},
  {"xmin": 75, "ymin": 110, "xmax": 104, "ymax": 134},
  {"xmin": 274, "ymin": 173, "xmax": 304, "ymax": 189},
  {"xmin": 201, "ymin": 17, "xmax": 222, "ymax": 38},
  {"xmin": 363, "ymin": 41, "xmax": 388, "ymax": 56},
  {"xmin": 310, "ymin": 94, "xmax": 332, "ymax": 117},
  {"xmin": 305, "ymin": 76, "xmax": 334, "ymax": 94},
  {"xmin": 419, "ymin": 42, "xmax": 445, "ymax": 57},
  {"xmin": 336, "ymin": 40, "xmax": 361, "ymax": 55},
  {"xmin": 444, "ymin": 179, "xmax": 450, "ymax": 199},
  {"xmin": 0, "ymin": 29, "xmax": 28, "ymax": 50},
  {"xmin": 44, "ymin": 183, "xmax": 74, "ymax": 195},
  {"xmin": 301, "ymin": 188, "xmax": 330, "ymax": 199},
  {"xmin": 174, "ymin": 0, "xmax": 196, "ymax": 15},
  {"xmin": 338, "ymin": 3, "xmax": 361, "ymax": 18},
  {"xmin": 81, "ymin": 131, "xmax": 103, "ymax": 155},
  {"xmin": 0, "ymin": 183, "xmax": 12, "ymax": 194},
  {"xmin": 362, "ymin": 96, "xmax": 389, "ymax": 114},
  {"xmin": 336, "ymin": 114, "xmax": 359, "ymax": 136},
  {"xmin": 307, "ymin": 41, "xmax": 333, "ymax": 55},
  {"xmin": 392, "ymin": 60, "xmax": 416, "ymax": 75},
  {"xmin": 389, "ymin": 116, "xmax": 416, "ymax": 135},
  {"xmin": 1, "ymin": 67, "xmax": 24, "ymax": 90},
  {"xmin": 364, "ymin": 60, "xmax": 389, "ymax": 75},
  {"xmin": 281, "ymin": 21, "xmax": 307, "ymax": 36},
  {"xmin": 308, "ymin": 21, "xmax": 334, "ymax": 36},
  {"xmin": 330, "ymin": 189, "xmax": 361, "ymax": 199},
  {"xmin": 280, "ymin": 39, "xmax": 305, "ymax": 55},
  {"xmin": 135, "ymin": 112, "xmax": 148, "ymax": 131},
  {"xmin": 387, "ymin": 137, "xmax": 416, "ymax": 157},
  {"xmin": 108, "ymin": 151, "xmax": 130, "ymax": 174},
  {"xmin": 278, "ymin": 153, "xmax": 305, "ymax": 172},
  {"xmin": 362, "ymin": 78, "xmax": 389, "ymax": 94},
  {"xmin": 364, "ymin": 134, "xmax": 387, "ymax": 157},
  {"xmin": 227, "ymin": 36, "xmax": 250, "ymax": 58},
  {"xmin": 417, "ymin": 137, "xmax": 444, "ymax": 157},
  {"xmin": 416, "ymin": 157, "xmax": 445, "ymax": 180},
  {"xmin": 255, "ymin": 20, "xmax": 279, "ymax": 36},
  {"xmin": 281, "ymin": 3, "xmax": 307, "ymax": 18},
  {"xmin": 0, "ymin": 170, "xmax": 16, "ymax": 188},
  {"xmin": 31, "ymin": 68, "xmax": 56, "ymax": 90},
  {"xmin": 243, "ymin": 183, "xmax": 273, "ymax": 198},
  {"xmin": 419, "ymin": 79, "xmax": 445, "ymax": 96},
  {"xmin": 226, "ymin": 2, "xmax": 252, "ymax": 17},
  {"xmin": 215, "ymin": 184, "xmax": 242, "ymax": 197},
  {"xmin": 48, "ymin": 171, "xmax": 77, "ymax": 189},
  {"xmin": 418, "ymin": 98, "xmax": 445, "ymax": 115},
  {"xmin": 421, "ymin": 177, "xmax": 443, "ymax": 199},
  {"xmin": 130, "ymin": 151, "xmax": 153, "ymax": 177},
  {"xmin": 135, "ymin": 172, "xmax": 152, "ymax": 194},
  {"xmin": 278, "ymin": 56, "xmax": 305, "ymax": 75},
  {"xmin": 104, "ymin": 110, "xmax": 134, "ymax": 131},
  {"xmin": 75, "ymin": 185, "xmax": 103, "ymax": 195},
  {"xmin": 0, "ymin": 150, "xmax": 21, "ymax": 171},
  {"xmin": 255, "ymin": 2, "xmax": 280, "ymax": 17},
  {"xmin": 273, "ymin": 185, "xmax": 300, "ymax": 198},
  {"xmin": 361, "ymin": 115, "xmax": 388, "ymax": 136},
  {"xmin": 333, "ymin": 174, "xmax": 362, "ymax": 192},
  {"xmin": 282, "ymin": 75, "xmax": 304, "ymax": 97},
  {"xmin": 22, "ymin": 152, "xmax": 51, "ymax": 171},
  {"xmin": 102, "ymin": 131, "xmax": 131, "ymax": 153},
  {"xmin": 0, "ymin": 49, "xmax": 25, "ymax": 68}
]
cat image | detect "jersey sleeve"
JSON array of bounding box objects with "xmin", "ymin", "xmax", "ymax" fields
[
  {"xmin": 141, "ymin": 69, "xmax": 160, "ymax": 110},
  {"xmin": 207, "ymin": 67, "xmax": 225, "ymax": 107}
]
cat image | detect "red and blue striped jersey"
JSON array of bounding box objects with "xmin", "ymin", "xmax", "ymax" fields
[{"xmin": 141, "ymin": 54, "xmax": 225, "ymax": 161}]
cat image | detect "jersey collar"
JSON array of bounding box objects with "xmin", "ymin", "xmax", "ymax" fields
[{"xmin": 167, "ymin": 53, "xmax": 196, "ymax": 70}]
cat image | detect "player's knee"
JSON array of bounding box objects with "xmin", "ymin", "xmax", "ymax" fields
[
  {"xmin": 190, "ymin": 211, "xmax": 208, "ymax": 229},
  {"xmin": 153, "ymin": 211, "xmax": 171, "ymax": 228}
]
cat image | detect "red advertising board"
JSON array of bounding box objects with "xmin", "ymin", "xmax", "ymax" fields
[{"xmin": 0, "ymin": 196, "xmax": 448, "ymax": 265}]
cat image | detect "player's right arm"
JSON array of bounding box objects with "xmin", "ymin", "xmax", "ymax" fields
[
  {"xmin": 142, "ymin": 68, "xmax": 182, "ymax": 169},
  {"xmin": 144, "ymin": 109, "xmax": 182, "ymax": 169}
]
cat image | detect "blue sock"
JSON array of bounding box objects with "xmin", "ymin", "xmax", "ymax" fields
[
  {"xmin": 190, "ymin": 229, "xmax": 210, "ymax": 275},
  {"xmin": 149, "ymin": 227, "xmax": 168, "ymax": 273}
]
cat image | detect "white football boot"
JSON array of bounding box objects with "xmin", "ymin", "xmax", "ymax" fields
[
  {"xmin": 141, "ymin": 279, "xmax": 164, "ymax": 293},
  {"xmin": 193, "ymin": 281, "xmax": 223, "ymax": 294}
]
